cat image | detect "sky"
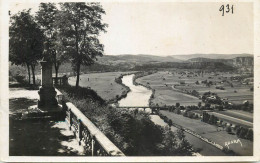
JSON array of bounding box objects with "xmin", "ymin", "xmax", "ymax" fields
[{"xmin": 9, "ymin": 2, "xmax": 253, "ymax": 56}]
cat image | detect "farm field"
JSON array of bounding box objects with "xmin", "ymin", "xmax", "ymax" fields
[
  {"xmin": 160, "ymin": 110, "xmax": 253, "ymax": 156},
  {"xmin": 152, "ymin": 87, "xmax": 201, "ymax": 106},
  {"xmin": 191, "ymin": 110, "xmax": 253, "ymax": 123},
  {"xmin": 136, "ymin": 70, "xmax": 253, "ymax": 106},
  {"xmin": 220, "ymin": 110, "xmax": 253, "ymax": 122},
  {"xmin": 68, "ymin": 72, "xmax": 134, "ymax": 102},
  {"xmin": 207, "ymin": 112, "xmax": 253, "ymax": 128}
]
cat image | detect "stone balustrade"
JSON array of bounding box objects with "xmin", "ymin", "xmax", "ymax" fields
[
  {"xmin": 52, "ymin": 76, "xmax": 68, "ymax": 86},
  {"xmin": 64, "ymin": 102, "xmax": 125, "ymax": 156}
]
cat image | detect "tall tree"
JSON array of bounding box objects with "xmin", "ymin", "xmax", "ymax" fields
[
  {"xmin": 9, "ymin": 9, "xmax": 44, "ymax": 85},
  {"xmin": 36, "ymin": 3, "xmax": 65, "ymax": 84},
  {"xmin": 57, "ymin": 2, "xmax": 107, "ymax": 88},
  {"xmin": 176, "ymin": 129, "xmax": 193, "ymax": 156}
]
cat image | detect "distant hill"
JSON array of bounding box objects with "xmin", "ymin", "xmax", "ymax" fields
[
  {"xmin": 169, "ymin": 54, "xmax": 253, "ymax": 60},
  {"xmin": 187, "ymin": 56, "xmax": 253, "ymax": 67},
  {"xmin": 95, "ymin": 54, "xmax": 254, "ymax": 72},
  {"xmin": 96, "ymin": 54, "xmax": 183, "ymax": 65},
  {"xmin": 9, "ymin": 53, "xmax": 253, "ymax": 76},
  {"xmin": 97, "ymin": 54, "xmax": 253, "ymax": 65},
  {"xmin": 93, "ymin": 54, "xmax": 253, "ymax": 72}
]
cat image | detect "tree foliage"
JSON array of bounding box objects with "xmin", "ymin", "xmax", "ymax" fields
[
  {"xmin": 56, "ymin": 2, "xmax": 108, "ymax": 87},
  {"xmin": 9, "ymin": 9, "xmax": 44, "ymax": 85},
  {"xmin": 36, "ymin": 3, "xmax": 67, "ymax": 82}
]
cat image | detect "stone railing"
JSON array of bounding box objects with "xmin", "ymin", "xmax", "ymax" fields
[
  {"xmin": 52, "ymin": 76, "xmax": 68, "ymax": 86},
  {"xmin": 64, "ymin": 102, "xmax": 125, "ymax": 156}
]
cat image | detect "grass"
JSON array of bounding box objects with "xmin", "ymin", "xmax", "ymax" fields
[{"xmin": 68, "ymin": 72, "xmax": 135, "ymax": 103}]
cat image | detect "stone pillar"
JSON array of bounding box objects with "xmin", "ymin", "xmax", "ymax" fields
[{"xmin": 38, "ymin": 61, "xmax": 58, "ymax": 108}]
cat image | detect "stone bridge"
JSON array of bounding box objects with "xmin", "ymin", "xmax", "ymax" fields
[{"xmin": 116, "ymin": 106, "xmax": 168, "ymax": 114}]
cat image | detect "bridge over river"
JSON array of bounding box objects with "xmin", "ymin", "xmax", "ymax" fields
[{"xmin": 116, "ymin": 106, "xmax": 169, "ymax": 114}]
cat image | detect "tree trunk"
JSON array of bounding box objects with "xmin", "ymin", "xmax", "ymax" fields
[
  {"xmin": 75, "ymin": 62, "xmax": 81, "ymax": 88},
  {"xmin": 74, "ymin": 24, "xmax": 80, "ymax": 88},
  {"xmin": 31, "ymin": 64, "xmax": 36, "ymax": 85},
  {"xmin": 26, "ymin": 63, "xmax": 31, "ymax": 85},
  {"xmin": 54, "ymin": 64, "xmax": 59, "ymax": 85}
]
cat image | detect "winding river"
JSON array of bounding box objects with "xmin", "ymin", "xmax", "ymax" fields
[{"xmin": 118, "ymin": 74, "xmax": 228, "ymax": 156}]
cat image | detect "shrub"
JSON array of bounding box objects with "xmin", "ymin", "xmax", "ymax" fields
[
  {"xmin": 175, "ymin": 108, "xmax": 181, "ymax": 114},
  {"xmin": 168, "ymin": 119, "xmax": 173, "ymax": 126},
  {"xmin": 238, "ymin": 127, "xmax": 247, "ymax": 139},
  {"xmin": 226, "ymin": 126, "xmax": 232, "ymax": 133},
  {"xmin": 245, "ymin": 129, "xmax": 253, "ymax": 141}
]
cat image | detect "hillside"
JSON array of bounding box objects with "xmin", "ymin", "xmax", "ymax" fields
[
  {"xmin": 170, "ymin": 54, "xmax": 253, "ymax": 60},
  {"xmin": 96, "ymin": 54, "xmax": 183, "ymax": 65}
]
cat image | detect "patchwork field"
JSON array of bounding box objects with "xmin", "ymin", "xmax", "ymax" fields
[
  {"xmin": 160, "ymin": 110, "xmax": 253, "ymax": 156},
  {"xmin": 68, "ymin": 72, "xmax": 134, "ymax": 102},
  {"xmin": 136, "ymin": 70, "xmax": 253, "ymax": 106}
]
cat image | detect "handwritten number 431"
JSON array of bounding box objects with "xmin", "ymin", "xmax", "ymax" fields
[{"xmin": 219, "ymin": 4, "xmax": 234, "ymax": 16}]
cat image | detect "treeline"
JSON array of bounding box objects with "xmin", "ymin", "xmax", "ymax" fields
[{"xmin": 133, "ymin": 62, "xmax": 235, "ymax": 71}]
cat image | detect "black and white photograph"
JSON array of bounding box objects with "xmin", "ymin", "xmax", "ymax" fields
[{"xmin": 1, "ymin": 0, "xmax": 260, "ymax": 162}]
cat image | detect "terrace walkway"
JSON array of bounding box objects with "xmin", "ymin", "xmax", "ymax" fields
[{"xmin": 9, "ymin": 86, "xmax": 85, "ymax": 156}]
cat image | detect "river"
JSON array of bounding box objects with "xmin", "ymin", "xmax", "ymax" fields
[
  {"xmin": 119, "ymin": 74, "xmax": 227, "ymax": 156},
  {"xmin": 118, "ymin": 74, "xmax": 175, "ymax": 128}
]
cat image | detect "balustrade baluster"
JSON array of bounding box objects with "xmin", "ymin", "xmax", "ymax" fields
[
  {"xmin": 78, "ymin": 119, "xmax": 83, "ymax": 145},
  {"xmin": 69, "ymin": 109, "xmax": 73, "ymax": 130},
  {"xmin": 92, "ymin": 136, "xmax": 100, "ymax": 156}
]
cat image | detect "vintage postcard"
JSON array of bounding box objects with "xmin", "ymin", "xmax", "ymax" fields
[{"xmin": 1, "ymin": 0, "xmax": 260, "ymax": 162}]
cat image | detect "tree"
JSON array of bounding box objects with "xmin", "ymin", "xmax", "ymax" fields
[
  {"xmin": 9, "ymin": 9, "xmax": 44, "ymax": 85},
  {"xmin": 236, "ymin": 126, "xmax": 241, "ymax": 136},
  {"xmin": 245, "ymin": 129, "xmax": 253, "ymax": 141},
  {"xmin": 176, "ymin": 102, "xmax": 180, "ymax": 108},
  {"xmin": 191, "ymin": 90, "xmax": 199, "ymax": 97},
  {"xmin": 238, "ymin": 127, "xmax": 247, "ymax": 138},
  {"xmin": 36, "ymin": 3, "xmax": 66, "ymax": 84},
  {"xmin": 198, "ymin": 102, "xmax": 202, "ymax": 109},
  {"xmin": 205, "ymin": 103, "xmax": 211, "ymax": 109},
  {"xmin": 57, "ymin": 2, "xmax": 107, "ymax": 88},
  {"xmin": 161, "ymin": 127, "xmax": 178, "ymax": 155},
  {"xmin": 226, "ymin": 126, "xmax": 232, "ymax": 133},
  {"xmin": 176, "ymin": 129, "xmax": 193, "ymax": 156},
  {"xmin": 209, "ymin": 115, "xmax": 215, "ymax": 124}
]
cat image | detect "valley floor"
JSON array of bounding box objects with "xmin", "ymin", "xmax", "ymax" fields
[{"xmin": 136, "ymin": 70, "xmax": 253, "ymax": 106}]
